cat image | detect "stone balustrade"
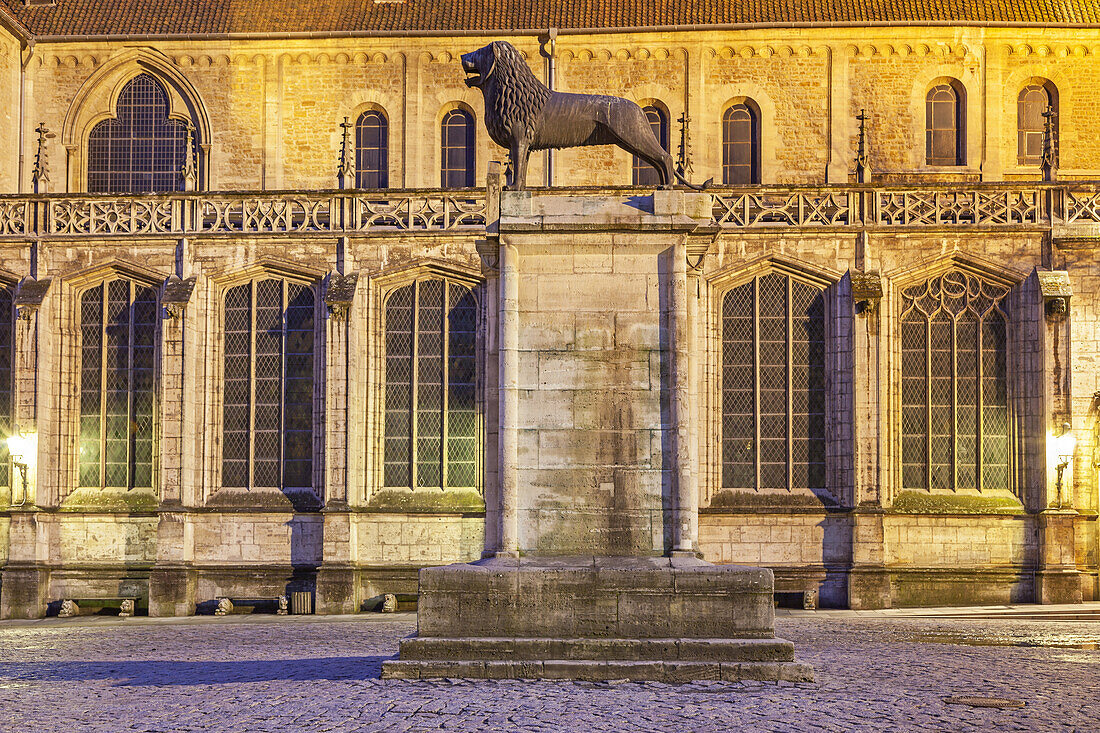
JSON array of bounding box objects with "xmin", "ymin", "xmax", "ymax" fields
[{"xmin": 2, "ymin": 183, "xmax": 1098, "ymax": 240}]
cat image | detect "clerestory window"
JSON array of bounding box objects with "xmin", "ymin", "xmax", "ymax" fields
[
  {"xmin": 722, "ymin": 272, "xmax": 826, "ymax": 491},
  {"xmin": 79, "ymin": 279, "xmax": 157, "ymax": 489},
  {"xmin": 441, "ymin": 109, "xmax": 476, "ymax": 188},
  {"xmin": 632, "ymin": 105, "xmax": 669, "ymax": 186},
  {"xmin": 926, "ymin": 81, "xmax": 965, "ymax": 166},
  {"xmin": 900, "ymin": 271, "xmax": 1011, "ymax": 492},
  {"xmin": 87, "ymin": 74, "xmax": 195, "ymax": 194},
  {"xmin": 222, "ymin": 278, "xmax": 316, "ymax": 491},
  {"xmin": 383, "ymin": 279, "xmax": 478, "ymax": 490},
  {"xmin": 356, "ymin": 109, "xmax": 389, "ymax": 189},
  {"xmin": 722, "ymin": 102, "xmax": 760, "ymax": 185},
  {"xmin": 1018, "ymin": 83, "xmax": 1057, "ymax": 167}
]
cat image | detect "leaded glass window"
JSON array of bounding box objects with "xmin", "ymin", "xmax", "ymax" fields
[
  {"xmin": 632, "ymin": 105, "xmax": 668, "ymax": 186},
  {"xmin": 356, "ymin": 110, "xmax": 389, "ymax": 189},
  {"xmin": 722, "ymin": 273, "xmax": 826, "ymax": 490},
  {"xmin": 79, "ymin": 280, "xmax": 157, "ymax": 489},
  {"xmin": 441, "ymin": 109, "xmax": 475, "ymax": 188},
  {"xmin": 900, "ymin": 271, "xmax": 1011, "ymax": 492},
  {"xmin": 0, "ymin": 287, "xmax": 13, "ymax": 490},
  {"xmin": 926, "ymin": 82, "xmax": 964, "ymax": 166},
  {"xmin": 384, "ymin": 279, "xmax": 477, "ymax": 490},
  {"xmin": 723, "ymin": 102, "xmax": 760, "ymax": 185},
  {"xmin": 88, "ymin": 74, "xmax": 193, "ymax": 194},
  {"xmin": 1018, "ymin": 83, "xmax": 1056, "ymax": 166},
  {"xmin": 222, "ymin": 279, "xmax": 315, "ymax": 490}
]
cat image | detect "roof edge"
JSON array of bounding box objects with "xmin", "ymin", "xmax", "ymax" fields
[
  {"xmin": 21, "ymin": 19, "xmax": 1100, "ymax": 44},
  {"xmin": 0, "ymin": 4, "xmax": 30, "ymax": 43}
]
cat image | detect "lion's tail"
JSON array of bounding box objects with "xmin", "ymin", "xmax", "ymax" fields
[{"xmin": 674, "ymin": 170, "xmax": 713, "ymax": 192}]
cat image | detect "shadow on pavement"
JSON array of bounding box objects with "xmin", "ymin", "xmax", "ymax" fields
[{"xmin": 0, "ymin": 655, "xmax": 393, "ymax": 686}]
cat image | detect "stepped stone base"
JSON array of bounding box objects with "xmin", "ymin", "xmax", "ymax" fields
[{"xmin": 380, "ymin": 555, "xmax": 813, "ymax": 682}]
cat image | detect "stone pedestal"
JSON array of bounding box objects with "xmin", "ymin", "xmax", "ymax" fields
[
  {"xmin": 383, "ymin": 186, "xmax": 812, "ymax": 681},
  {"xmin": 382, "ymin": 555, "xmax": 810, "ymax": 681}
]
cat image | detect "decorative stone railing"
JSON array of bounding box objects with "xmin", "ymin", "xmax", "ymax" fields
[
  {"xmin": 1, "ymin": 184, "xmax": 1098, "ymax": 240},
  {"xmin": 0, "ymin": 190, "xmax": 488, "ymax": 239}
]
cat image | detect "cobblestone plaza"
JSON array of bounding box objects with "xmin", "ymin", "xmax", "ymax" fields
[{"xmin": 2, "ymin": 612, "xmax": 1097, "ymax": 731}]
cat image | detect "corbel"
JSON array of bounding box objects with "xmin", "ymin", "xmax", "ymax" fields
[
  {"xmin": 325, "ymin": 272, "xmax": 359, "ymax": 320},
  {"xmin": 850, "ymin": 270, "xmax": 883, "ymax": 315},
  {"xmin": 162, "ymin": 275, "xmax": 197, "ymax": 319},
  {"xmin": 686, "ymin": 237, "xmax": 714, "ymax": 275},
  {"xmin": 14, "ymin": 276, "xmax": 51, "ymax": 321},
  {"xmin": 1037, "ymin": 270, "xmax": 1071, "ymax": 320}
]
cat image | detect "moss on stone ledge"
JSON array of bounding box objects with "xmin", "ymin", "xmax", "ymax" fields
[
  {"xmin": 60, "ymin": 488, "xmax": 158, "ymax": 512},
  {"xmin": 367, "ymin": 488, "xmax": 485, "ymax": 513},
  {"xmin": 707, "ymin": 490, "xmax": 836, "ymax": 510},
  {"xmin": 891, "ymin": 491, "xmax": 1024, "ymax": 515}
]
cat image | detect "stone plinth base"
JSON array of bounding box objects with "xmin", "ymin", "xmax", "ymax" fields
[{"xmin": 381, "ymin": 555, "xmax": 812, "ymax": 682}]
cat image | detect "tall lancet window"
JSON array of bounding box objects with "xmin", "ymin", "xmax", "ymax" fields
[{"xmin": 383, "ymin": 279, "xmax": 478, "ymax": 490}]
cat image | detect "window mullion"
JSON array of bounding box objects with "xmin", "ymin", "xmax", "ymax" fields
[
  {"xmin": 99, "ymin": 285, "xmax": 107, "ymax": 490},
  {"xmin": 249, "ymin": 282, "xmax": 257, "ymax": 490},
  {"xmin": 753, "ymin": 277, "xmax": 761, "ymax": 491},
  {"xmin": 280, "ymin": 280, "xmax": 288, "ymax": 490},
  {"xmin": 977, "ymin": 313, "xmax": 985, "ymax": 492},
  {"xmin": 924, "ymin": 314, "xmax": 931, "ymax": 492},
  {"xmin": 127, "ymin": 281, "xmax": 135, "ymax": 490},
  {"xmin": 951, "ymin": 314, "xmax": 958, "ymax": 492},
  {"xmin": 785, "ymin": 277, "xmax": 793, "ymax": 492},
  {"xmin": 441, "ymin": 282, "xmax": 450, "ymax": 490},
  {"xmin": 411, "ymin": 281, "xmax": 419, "ymax": 489}
]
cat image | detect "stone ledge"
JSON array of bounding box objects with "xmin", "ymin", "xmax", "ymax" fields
[
  {"xmin": 380, "ymin": 659, "xmax": 814, "ymax": 683},
  {"xmin": 398, "ymin": 636, "xmax": 795, "ymax": 662}
]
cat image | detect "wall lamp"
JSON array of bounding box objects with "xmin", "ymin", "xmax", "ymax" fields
[
  {"xmin": 7, "ymin": 431, "xmax": 36, "ymax": 506},
  {"xmin": 1054, "ymin": 422, "xmax": 1075, "ymax": 508}
]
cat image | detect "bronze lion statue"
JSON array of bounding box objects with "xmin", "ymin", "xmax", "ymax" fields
[{"xmin": 461, "ymin": 41, "xmax": 711, "ymax": 191}]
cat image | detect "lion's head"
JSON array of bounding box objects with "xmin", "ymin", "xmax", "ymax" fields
[{"xmin": 461, "ymin": 42, "xmax": 552, "ymax": 148}]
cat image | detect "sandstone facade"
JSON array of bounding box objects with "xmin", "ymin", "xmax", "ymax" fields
[{"xmin": 0, "ymin": 16, "xmax": 1098, "ymax": 615}]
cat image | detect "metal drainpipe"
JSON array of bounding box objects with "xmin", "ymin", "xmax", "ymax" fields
[{"xmin": 17, "ymin": 39, "xmax": 35, "ymax": 194}]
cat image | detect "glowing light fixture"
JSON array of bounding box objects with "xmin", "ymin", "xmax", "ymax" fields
[
  {"xmin": 1054, "ymin": 422, "xmax": 1075, "ymax": 507},
  {"xmin": 7, "ymin": 431, "xmax": 36, "ymax": 506}
]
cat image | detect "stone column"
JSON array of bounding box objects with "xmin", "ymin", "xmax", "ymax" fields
[
  {"xmin": 670, "ymin": 239, "xmax": 696, "ymax": 554},
  {"xmin": 497, "ymin": 239, "xmax": 520, "ymax": 556},
  {"xmin": 317, "ymin": 272, "xmax": 359, "ymax": 614},
  {"xmin": 150, "ymin": 275, "xmax": 197, "ymax": 616},
  {"xmin": 1, "ymin": 276, "xmax": 50, "ymax": 618}
]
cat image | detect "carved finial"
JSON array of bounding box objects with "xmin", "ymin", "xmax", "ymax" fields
[
  {"xmin": 1041, "ymin": 105, "xmax": 1058, "ymax": 182},
  {"xmin": 855, "ymin": 109, "xmax": 871, "ymax": 183},
  {"xmin": 32, "ymin": 123, "xmax": 55, "ymax": 194},
  {"xmin": 338, "ymin": 116, "xmax": 355, "ymax": 189},
  {"xmin": 180, "ymin": 120, "xmax": 198, "ymax": 191},
  {"xmin": 676, "ymin": 112, "xmax": 692, "ymax": 179}
]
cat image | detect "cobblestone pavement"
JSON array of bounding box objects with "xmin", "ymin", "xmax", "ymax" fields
[{"xmin": 1, "ymin": 613, "xmax": 1098, "ymax": 732}]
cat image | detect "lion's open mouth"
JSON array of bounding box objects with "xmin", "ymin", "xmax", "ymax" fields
[{"xmin": 462, "ymin": 57, "xmax": 481, "ymax": 86}]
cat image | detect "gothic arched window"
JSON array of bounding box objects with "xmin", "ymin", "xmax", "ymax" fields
[
  {"xmin": 384, "ymin": 279, "xmax": 478, "ymax": 490},
  {"xmin": 356, "ymin": 109, "xmax": 389, "ymax": 189},
  {"xmin": 1018, "ymin": 83, "xmax": 1057, "ymax": 167},
  {"xmin": 632, "ymin": 105, "xmax": 669, "ymax": 186},
  {"xmin": 88, "ymin": 74, "xmax": 194, "ymax": 194},
  {"xmin": 222, "ymin": 279, "xmax": 316, "ymax": 491},
  {"xmin": 722, "ymin": 273, "xmax": 826, "ymax": 491},
  {"xmin": 722, "ymin": 102, "xmax": 760, "ymax": 185},
  {"xmin": 926, "ymin": 81, "xmax": 965, "ymax": 166},
  {"xmin": 900, "ymin": 271, "xmax": 1011, "ymax": 492},
  {"xmin": 79, "ymin": 279, "xmax": 158, "ymax": 489},
  {"xmin": 441, "ymin": 109, "xmax": 476, "ymax": 188}
]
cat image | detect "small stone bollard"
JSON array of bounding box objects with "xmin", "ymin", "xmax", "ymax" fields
[
  {"xmin": 59, "ymin": 600, "xmax": 79, "ymax": 618},
  {"xmin": 119, "ymin": 599, "xmax": 135, "ymax": 617},
  {"xmin": 381, "ymin": 593, "xmax": 397, "ymax": 613},
  {"xmin": 803, "ymin": 589, "xmax": 818, "ymax": 611},
  {"xmin": 277, "ymin": 595, "xmax": 289, "ymax": 615},
  {"xmin": 215, "ymin": 598, "xmax": 233, "ymax": 616}
]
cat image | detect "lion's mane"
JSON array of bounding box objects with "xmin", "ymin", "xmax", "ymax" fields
[{"xmin": 483, "ymin": 42, "xmax": 552, "ymax": 143}]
